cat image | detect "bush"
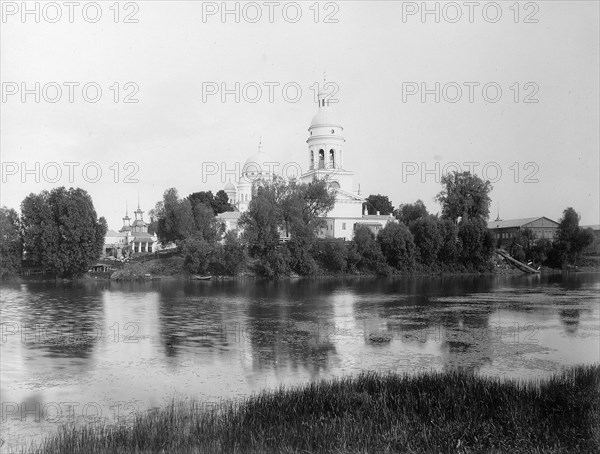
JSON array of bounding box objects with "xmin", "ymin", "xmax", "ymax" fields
[
  {"xmin": 313, "ymin": 239, "xmax": 349, "ymax": 273},
  {"xmin": 214, "ymin": 231, "xmax": 247, "ymax": 276},
  {"xmin": 409, "ymin": 216, "xmax": 442, "ymax": 266},
  {"xmin": 532, "ymin": 238, "xmax": 553, "ymax": 265},
  {"xmin": 253, "ymin": 247, "xmax": 291, "ymax": 279},
  {"xmin": 457, "ymin": 218, "xmax": 494, "ymax": 272},
  {"xmin": 181, "ymin": 235, "xmax": 215, "ymax": 275},
  {"xmin": 286, "ymin": 237, "xmax": 318, "ymax": 276},
  {"xmin": 377, "ymin": 222, "xmax": 415, "ymax": 271},
  {"xmin": 437, "ymin": 218, "xmax": 460, "ymax": 265},
  {"xmin": 353, "ymin": 225, "xmax": 389, "ymax": 274}
]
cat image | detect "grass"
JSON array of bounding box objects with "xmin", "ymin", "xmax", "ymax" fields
[
  {"xmin": 110, "ymin": 256, "xmax": 185, "ymax": 280},
  {"xmin": 27, "ymin": 365, "xmax": 600, "ymax": 453}
]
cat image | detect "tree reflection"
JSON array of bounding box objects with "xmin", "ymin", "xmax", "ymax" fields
[{"xmin": 559, "ymin": 309, "xmax": 580, "ymax": 335}]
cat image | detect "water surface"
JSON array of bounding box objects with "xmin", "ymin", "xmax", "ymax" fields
[{"xmin": 1, "ymin": 273, "xmax": 599, "ymax": 451}]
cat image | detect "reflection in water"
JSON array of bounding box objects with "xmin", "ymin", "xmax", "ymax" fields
[
  {"xmin": 0, "ymin": 273, "xmax": 599, "ymax": 449},
  {"xmin": 560, "ymin": 309, "xmax": 581, "ymax": 335}
]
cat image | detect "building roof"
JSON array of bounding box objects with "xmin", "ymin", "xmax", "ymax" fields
[
  {"xmin": 132, "ymin": 234, "xmax": 154, "ymax": 243},
  {"xmin": 362, "ymin": 214, "xmax": 394, "ymax": 220},
  {"xmin": 217, "ymin": 211, "xmax": 242, "ymax": 220},
  {"xmin": 487, "ymin": 217, "xmax": 558, "ymax": 229},
  {"xmin": 357, "ymin": 222, "xmax": 385, "ymax": 227},
  {"xmin": 106, "ymin": 229, "xmax": 126, "ymax": 237},
  {"xmin": 581, "ymin": 224, "xmax": 600, "ymax": 231}
]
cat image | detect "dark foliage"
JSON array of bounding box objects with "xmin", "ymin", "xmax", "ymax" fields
[
  {"xmin": 0, "ymin": 207, "xmax": 22, "ymax": 280},
  {"xmin": 20, "ymin": 187, "xmax": 107, "ymax": 278}
]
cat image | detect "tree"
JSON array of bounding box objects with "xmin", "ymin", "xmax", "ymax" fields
[
  {"xmin": 216, "ymin": 230, "xmax": 247, "ymax": 275},
  {"xmin": 239, "ymin": 178, "xmax": 335, "ymax": 277},
  {"xmin": 532, "ymin": 238, "xmax": 553, "ymax": 265},
  {"xmin": 314, "ymin": 239, "xmax": 349, "ymax": 273},
  {"xmin": 239, "ymin": 184, "xmax": 282, "ymax": 259},
  {"xmin": 376, "ymin": 222, "xmax": 415, "ymax": 271},
  {"xmin": 147, "ymin": 208, "xmax": 158, "ymax": 235},
  {"xmin": 0, "ymin": 207, "xmax": 22, "ymax": 281},
  {"xmin": 409, "ymin": 216, "xmax": 443, "ymax": 266},
  {"xmin": 353, "ymin": 225, "xmax": 388, "ymax": 273},
  {"xmin": 509, "ymin": 228, "xmax": 536, "ymax": 263},
  {"xmin": 181, "ymin": 234, "xmax": 215, "ymax": 275},
  {"xmin": 191, "ymin": 201, "xmax": 223, "ymax": 243},
  {"xmin": 188, "ymin": 190, "xmax": 234, "ymax": 215},
  {"xmin": 436, "ymin": 171, "xmax": 492, "ymax": 223},
  {"xmin": 156, "ymin": 188, "xmax": 195, "ymax": 246},
  {"xmin": 20, "ymin": 188, "xmax": 107, "ymax": 278},
  {"xmin": 364, "ymin": 194, "xmax": 394, "ymax": 215},
  {"xmin": 457, "ymin": 218, "xmax": 494, "ymax": 271},
  {"xmin": 437, "ymin": 218, "xmax": 460, "ymax": 265},
  {"xmin": 551, "ymin": 207, "xmax": 594, "ymax": 266},
  {"xmin": 214, "ymin": 190, "xmax": 234, "ymax": 214},
  {"xmin": 395, "ymin": 200, "xmax": 428, "ymax": 224}
]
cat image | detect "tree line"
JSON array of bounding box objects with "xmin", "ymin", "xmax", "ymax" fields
[
  {"xmin": 155, "ymin": 172, "xmax": 499, "ymax": 278},
  {"xmin": 0, "ymin": 173, "xmax": 593, "ymax": 281}
]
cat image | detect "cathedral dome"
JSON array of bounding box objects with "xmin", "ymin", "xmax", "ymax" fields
[
  {"xmin": 224, "ymin": 181, "xmax": 236, "ymax": 191},
  {"xmin": 243, "ymin": 150, "xmax": 279, "ymax": 177},
  {"xmin": 310, "ymin": 107, "xmax": 342, "ymax": 129}
]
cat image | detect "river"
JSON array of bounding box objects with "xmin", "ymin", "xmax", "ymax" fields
[{"xmin": 1, "ymin": 273, "xmax": 599, "ymax": 451}]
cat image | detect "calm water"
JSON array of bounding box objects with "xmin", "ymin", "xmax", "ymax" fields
[{"xmin": 1, "ymin": 273, "xmax": 599, "ymax": 451}]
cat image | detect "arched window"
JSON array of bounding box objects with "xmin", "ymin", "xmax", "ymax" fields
[
  {"xmin": 329, "ymin": 149, "xmax": 335, "ymax": 168},
  {"xmin": 329, "ymin": 181, "xmax": 340, "ymax": 189},
  {"xmin": 318, "ymin": 149, "xmax": 325, "ymax": 169},
  {"xmin": 310, "ymin": 150, "xmax": 315, "ymax": 169}
]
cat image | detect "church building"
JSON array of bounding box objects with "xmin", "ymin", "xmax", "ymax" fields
[
  {"xmin": 218, "ymin": 87, "xmax": 394, "ymax": 240},
  {"xmin": 104, "ymin": 202, "xmax": 158, "ymax": 257}
]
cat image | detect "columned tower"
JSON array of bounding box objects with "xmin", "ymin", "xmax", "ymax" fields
[{"xmin": 300, "ymin": 83, "xmax": 355, "ymax": 191}]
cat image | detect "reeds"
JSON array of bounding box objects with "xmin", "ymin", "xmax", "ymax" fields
[{"xmin": 28, "ymin": 364, "xmax": 600, "ymax": 453}]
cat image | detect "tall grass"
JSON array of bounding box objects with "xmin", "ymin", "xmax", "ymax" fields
[{"xmin": 28, "ymin": 365, "xmax": 600, "ymax": 453}]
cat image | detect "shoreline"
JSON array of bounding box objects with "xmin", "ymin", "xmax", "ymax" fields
[
  {"xmin": 5, "ymin": 265, "xmax": 597, "ymax": 285},
  {"xmin": 24, "ymin": 364, "xmax": 600, "ymax": 454}
]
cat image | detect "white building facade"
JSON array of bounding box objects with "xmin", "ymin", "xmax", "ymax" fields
[{"xmin": 103, "ymin": 204, "xmax": 159, "ymax": 257}]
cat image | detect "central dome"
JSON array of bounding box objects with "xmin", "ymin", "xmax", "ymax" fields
[
  {"xmin": 310, "ymin": 107, "xmax": 342, "ymax": 128},
  {"xmin": 242, "ymin": 150, "xmax": 279, "ymax": 177}
]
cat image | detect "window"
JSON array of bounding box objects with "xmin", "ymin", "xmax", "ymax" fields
[{"xmin": 342, "ymin": 223, "xmax": 346, "ymax": 230}]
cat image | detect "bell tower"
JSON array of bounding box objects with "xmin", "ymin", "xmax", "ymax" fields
[
  {"xmin": 300, "ymin": 78, "xmax": 354, "ymax": 191},
  {"xmin": 307, "ymin": 85, "xmax": 345, "ymax": 172}
]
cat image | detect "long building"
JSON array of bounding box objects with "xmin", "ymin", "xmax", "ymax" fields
[{"xmin": 487, "ymin": 216, "xmax": 559, "ymax": 246}]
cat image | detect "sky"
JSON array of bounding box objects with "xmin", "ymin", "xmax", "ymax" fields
[{"xmin": 1, "ymin": 1, "xmax": 599, "ymax": 229}]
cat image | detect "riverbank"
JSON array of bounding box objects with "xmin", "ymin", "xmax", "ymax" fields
[
  {"xmin": 27, "ymin": 364, "xmax": 599, "ymax": 453},
  {"xmin": 107, "ymin": 255, "xmax": 596, "ymax": 281},
  {"xmin": 6, "ymin": 253, "xmax": 598, "ymax": 284}
]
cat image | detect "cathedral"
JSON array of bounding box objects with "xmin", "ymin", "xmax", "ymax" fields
[{"xmin": 218, "ymin": 87, "xmax": 394, "ymax": 240}]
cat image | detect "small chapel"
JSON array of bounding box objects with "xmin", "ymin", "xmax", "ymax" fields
[{"xmin": 103, "ymin": 202, "xmax": 159, "ymax": 257}]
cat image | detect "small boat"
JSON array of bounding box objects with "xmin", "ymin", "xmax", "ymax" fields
[{"xmin": 191, "ymin": 275, "xmax": 212, "ymax": 280}]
